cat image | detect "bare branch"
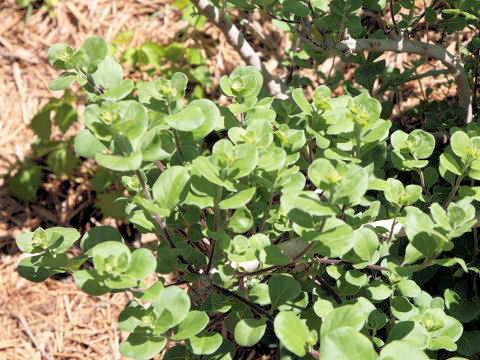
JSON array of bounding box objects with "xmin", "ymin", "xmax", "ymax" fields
[
  {"xmin": 295, "ymin": 23, "xmax": 473, "ymax": 123},
  {"xmin": 191, "ymin": 0, "xmax": 287, "ymax": 99}
]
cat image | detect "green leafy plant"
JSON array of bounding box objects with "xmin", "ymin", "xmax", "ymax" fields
[
  {"xmin": 17, "ymin": 0, "xmax": 57, "ymax": 28},
  {"xmin": 191, "ymin": 0, "xmax": 478, "ymax": 123},
  {"xmin": 110, "ymin": 29, "xmax": 212, "ymax": 99},
  {"xmin": 15, "ymin": 36, "xmax": 480, "ymax": 359},
  {"xmin": 7, "ymin": 90, "xmax": 80, "ymax": 202}
]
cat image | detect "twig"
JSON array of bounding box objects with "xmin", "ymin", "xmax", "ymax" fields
[
  {"xmin": 266, "ymin": 10, "xmax": 299, "ymax": 24},
  {"xmin": 173, "ymin": 130, "xmax": 184, "ymax": 161},
  {"xmin": 165, "ymin": 280, "xmax": 190, "ymax": 287},
  {"xmin": 410, "ymin": 0, "xmax": 438, "ymax": 32},
  {"xmin": 154, "ymin": 161, "xmax": 165, "ymax": 172},
  {"xmin": 17, "ymin": 314, "xmax": 53, "ymax": 360},
  {"xmin": 414, "ymin": 254, "xmax": 437, "ymax": 272},
  {"xmin": 62, "ymin": 197, "xmax": 95, "ymax": 224},
  {"xmin": 306, "ymin": 0, "xmax": 317, "ymax": 19},
  {"xmin": 126, "ymin": 287, "xmax": 146, "ymax": 293},
  {"xmin": 472, "ymin": 48, "xmax": 479, "ymax": 121},
  {"xmin": 259, "ymin": 180, "xmax": 276, "ymax": 233},
  {"xmin": 314, "ymin": 256, "xmax": 390, "ymax": 271},
  {"xmin": 135, "ymin": 170, "xmax": 197, "ymax": 274},
  {"xmin": 389, "ymin": 0, "xmax": 397, "ymax": 29},
  {"xmin": 212, "ymin": 283, "xmax": 274, "ymax": 322},
  {"xmin": 442, "ymin": 173, "xmax": 465, "ymax": 209},
  {"xmin": 341, "ymin": 38, "xmax": 473, "ymax": 122},
  {"xmin": 235, "ymin": 263, "xmax": 296, "ymax": 277},
  {"xmin": 417, "ymin": 168, "xmax": 432, "ymax": 198},
  {"xmin": 386, "ymin": 217, "xmax": 398, "ymax": 243},
  {"xmin": 292, "ymin": 242, "xmax": 316, "ymax": 262},
  {"xmin": 206, "ymin": 187, "xmax": 223, "ymax": 273},
  {"xmin": 301, "ymin": 145, "xmax": 312, "ymax": 163},
  {"xmin": 190, "ymin": 0, "xmax": 287, "ymax": 99},
  {"xmin": 308, "ymin": 272, "xmax": 342, "ymax": 304}
]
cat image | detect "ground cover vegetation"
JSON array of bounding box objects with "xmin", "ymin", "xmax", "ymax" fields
[{"xmin": 12, "ymin": 0, "xmax": 480, "ymax": 358}]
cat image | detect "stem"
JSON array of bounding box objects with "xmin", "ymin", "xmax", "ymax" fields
[
  {"xmin": 310, "ymin": 273, "xmax": 342, "ymax": 304},
  {"xmin": 340, "ymin": 204, "xmax": 347, "ymax": 221},
  {"xmin": 309, "ymin": 140, "xmax": 316, "ymax": 162},
  {"xmin": 309, "ymin": 350, "xmax": 320, "ymax": 359},
  {"xmin": 443, "ymin": 173, "xmax": 465, "ymax": 208},
  {"xmin": 77, "ymin": 69, "xmax": 105, "ymax": 95},
  {"xmin": 414, "ymin": 252, "xmax": 440, "ymax": 272},
  {"xmin": 191, "ymin": 0, "xmax": 287, "ymax": 99},
  {"xmin": 386, "ymin": 206, "xmax": 400, "ymax": 243},
  {"xmin": 206, "ymin": 186, "xmax": 223, "ymax": 274},
  {"xmin": 235, "ymin": 263, "xmax": 296, "ymax": 277},
  {"xmin": 212, "ymin": 283, "xmax": 274, "ymax": 322},
  {"xmin": 292, "ymin": 218, "xmax": 327, "ymax": 261},
  {"xmin": 259, "ymin": 177, "xmax": 277, "ymax": 233},
  {"xmin": 410, "ymin": 0, "xmax": 437, "ymax": 31},
  {"xmin": 417, "ymin": 168, "xmax": 431, "ymax": 197},
  {"xmin": 265, "ymin": 10, "xmax": 299, "ymax": 24},
  {"xmin": 301, "ymin": 145, "xmax": 312, "ymax": 163},
  {"xmin": 314, "ymin": 256, "xmax": 390, "ymax": 271},
  {"xmin": 389, "ymin": 0, "xmax": 397, "ymax": 29},
  {"xmin": 306, "ymin": 0, "xmax": 317, "ymax": 19},
  {"xmin": 386, "ymin": 218, "xmax": 398, "ymax": 243},
  {"xmin": 135, "ymin": 170, "xmax": 196, "ymax": 273},
  {"xmin": 472, "ymin": 48, "xmax": 479, "ymax": 120},
  {"xmin": 136, "ymin": 170, "xmax": 174, "ymax": 249},
  {"xmin": 154, "ymin": 161, "xmax": 165, "ymax": 172},
  {"xmin": 173, "ymin": 129, "xmax": 183, "ymax": 161},
  {"xmin": 234, "ymin": 255, "xmax": 390, "ymax": 278},
  {"xmin": 297, "ymin": 31, "xmax": 473, "ymax": 122},
  {"xmin": 167, "ymin": 101, "xmax": 183, "ymax": 161},
  {"xmin": 474, "ymin": 227, "xmax": 478, "ymax": 261},
  {"xmin": 354, "ymin": 125, "xmax": 362, "ymax": 158},
  {"xmin": 292, "ymin": 242, "xmax": 316, "ymax": 262}
]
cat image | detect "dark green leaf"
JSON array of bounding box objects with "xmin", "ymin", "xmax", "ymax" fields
[
  {"xmin": 268, "ymin": 273, "xmax": 301, "ymax": 308},
  {"xmin": 7, "ymin": 165, "xmax": 42, "ymax": 202},
  {"xmin": 283, "ymin": 0, "xmax": 310, "ymax": 16}
]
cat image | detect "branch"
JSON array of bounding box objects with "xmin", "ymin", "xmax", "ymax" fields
[
  {"xmin": 295, "ymin": 23, "xmax": 473, "ymax": 123},
  {"xmin": 308, "ymin": 272, "xmax": 342, "ymax": 304},
  {"xmin": 135, "ymin": 170, "xmax": 197, "ymax": 274},
  {"xmin": 212, "ymin": 283, "xmax": 274, "ymax": 322},
  {"xmin": 342, "ymin": 37, "xmax": 472, "ymax": 122},
  {"xmin": 190, "ymin": 0, "xmax": 287, "ymax": 99}
]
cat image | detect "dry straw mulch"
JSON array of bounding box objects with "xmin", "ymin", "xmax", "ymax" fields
[{"xmin": 0, "ymin": 254, "xmax": 130, "ymax": 360}]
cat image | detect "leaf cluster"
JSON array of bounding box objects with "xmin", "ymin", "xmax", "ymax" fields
[{"xmin": 15, "ymin": 37, "xmax": 480, "ymax": 359}]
